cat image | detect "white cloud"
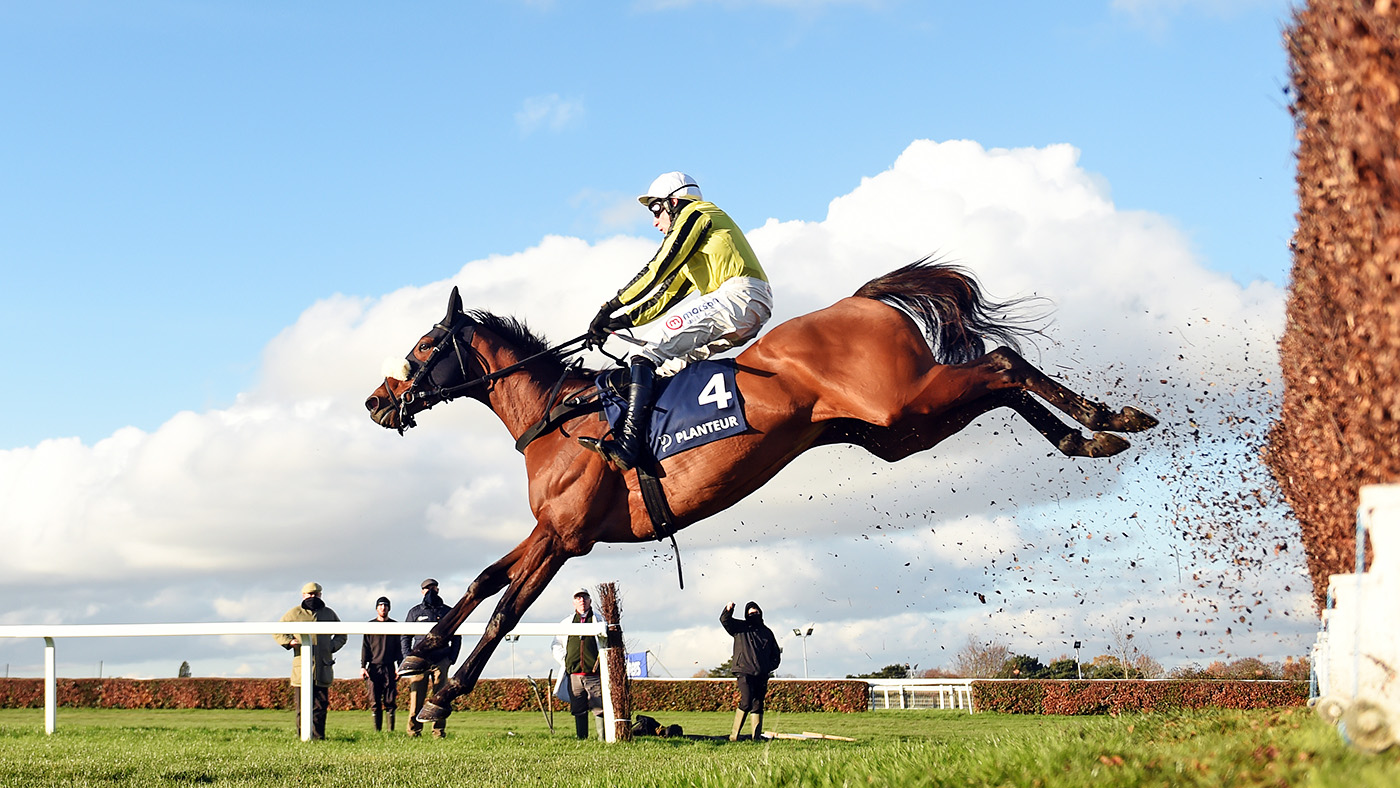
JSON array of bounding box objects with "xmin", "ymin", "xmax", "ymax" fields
[
  {"xmin": 0, "ymin": 139, "xmax": 1309, "ymax": 683},
  {"xmin": 514, "ymin": 93, "xmax": 584, "ymax": 135}
]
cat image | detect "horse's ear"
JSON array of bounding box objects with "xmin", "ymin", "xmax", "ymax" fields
[{"xmin": 446, "ymin": 286, "xmax": 463, "ymax": 321}]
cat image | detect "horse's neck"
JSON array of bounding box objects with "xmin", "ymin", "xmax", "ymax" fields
[{"xmin": 476, "ymin": 349, "xmax": 572, "ymax": 439}]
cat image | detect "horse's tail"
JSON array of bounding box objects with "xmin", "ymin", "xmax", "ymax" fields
[{"xmin": 853, "ymin": 257, "xmax": 1044, "ymax": 364}]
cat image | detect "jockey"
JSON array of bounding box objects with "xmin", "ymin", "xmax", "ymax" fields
[{"xmin": 580, "ymin": 172, "xmax": 772, "ymax": 471}]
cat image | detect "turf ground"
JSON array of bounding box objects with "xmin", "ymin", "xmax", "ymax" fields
[{"xmin": 1, "ymin": 706, "xmax": 1398, "ymax": 787}]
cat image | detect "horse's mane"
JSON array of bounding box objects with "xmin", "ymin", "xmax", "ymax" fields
[{"xmin": 464, "ymin": 310, "xmax": 594, "ymax": 380}]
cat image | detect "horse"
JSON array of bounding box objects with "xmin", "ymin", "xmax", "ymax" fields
[{"xmin": 363, "ymin": 260, "xmax": 1157, "ymax": 723}]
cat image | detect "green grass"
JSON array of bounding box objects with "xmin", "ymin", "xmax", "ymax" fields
[{"xmin": 1, "ymin": 707, "xmax": 1397, "ymax": 787}]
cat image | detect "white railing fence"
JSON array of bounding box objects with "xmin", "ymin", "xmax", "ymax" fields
[
  {"xmin": 1310, "ymin": 483, "xmax": 1400, "ymax": 753},
  {"xmin": 864, "ymin": 679, "xmax": 975, "ymax": 711},
  {"xmin": 0, "ymin": 621, "xmax": 612, "ymax": 742}
]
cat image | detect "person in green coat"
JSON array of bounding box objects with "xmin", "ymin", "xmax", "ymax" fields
[{"xmin": 273, "ymin": 581, "xmax": 346, "ymax": 740}]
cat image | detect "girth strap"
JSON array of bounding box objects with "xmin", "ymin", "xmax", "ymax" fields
[
  {"xmin": 514, "ymin": 391, "xmax": 603, "ymax": 453},
  {"xmin": 637, "ymin": 465, "xmax": 684, "ymax": 589}
]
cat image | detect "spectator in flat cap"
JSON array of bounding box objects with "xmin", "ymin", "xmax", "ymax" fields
[
  {"xmin": 551, "ymin": 587, "xmax": 604, "ymax": 740},
  {"xmin": 399, "ymin": 578, "xmax": 460, "ymax": 738},
  {"xmin": 273, "ymin": 582, "xmax": 345, "ymax": 740}
]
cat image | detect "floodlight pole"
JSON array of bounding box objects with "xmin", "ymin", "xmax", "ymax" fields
[
  {"xmin": 792, "ymin": 626, "xmax": 814, "ymax": 678},
  {"xmin": 506, "ymin": 634, "xmax": 520, "ymax": 677},
  {"xmin": 1074, "ymin": 640, "xmax": 1083, "ymax": 680}
]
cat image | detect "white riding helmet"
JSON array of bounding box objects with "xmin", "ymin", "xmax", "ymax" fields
[{"xmin": 637, "ymin": 171, "xmax": 702, "ymax": 206}]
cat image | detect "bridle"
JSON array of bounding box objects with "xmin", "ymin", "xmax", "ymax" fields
[{"xmin": 383, "ymin": 311, "xmax": 591, "ymax": 435}]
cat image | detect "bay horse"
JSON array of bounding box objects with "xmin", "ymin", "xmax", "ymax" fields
[{"xmin": 363, "ymin": 260, "xmax": 1156, "ymax": 723}]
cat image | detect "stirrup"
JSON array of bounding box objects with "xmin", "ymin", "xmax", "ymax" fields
[{"xmin": 578, "ymin": 436, "xmax": 636, "ymax": 472}]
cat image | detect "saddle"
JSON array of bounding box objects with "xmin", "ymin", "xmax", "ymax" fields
[{"xmin": 595, "ymin": 360, "xmax": 748, "ymax": 463}]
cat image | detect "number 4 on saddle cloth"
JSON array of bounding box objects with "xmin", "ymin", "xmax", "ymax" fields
[{"xmin": 596, "ymin": 360, "xmax": 748, "ymax": 463}]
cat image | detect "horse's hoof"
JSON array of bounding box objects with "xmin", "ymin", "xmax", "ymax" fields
[
  {"xmin": 398, "ymin": 656, "xmax": 429, "ymax": 677},
  {"xmin": 416, "ymin": 701, "xmax": 451, "ymax": 723},
  {"xmin": 1086, "ymin": 432, "xmax": 1130, "ymax": 457},
  {"xmin": 1115, "ymin": 406, "xmax": 1158, "ymax": 432},
  {"xmin": 1057, "ymin": 431, "xmax": 1130, "ymax": 458}
]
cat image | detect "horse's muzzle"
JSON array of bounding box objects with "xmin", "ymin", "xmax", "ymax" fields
[{"xmin": 364, "ymin": 392, "xmax": 399, "ymax": 430}]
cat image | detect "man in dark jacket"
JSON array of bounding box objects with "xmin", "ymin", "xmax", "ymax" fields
[
  {"xmin": 360, "ymin": 596, "xmax": 402, "ymax": 732},
  {"xmin": 399, "ymin": 579, "xmax": 461, "ymax": 738},
  {"xmin": 720, "ymin": 600, "xmax": 781, "ymax": 741}
]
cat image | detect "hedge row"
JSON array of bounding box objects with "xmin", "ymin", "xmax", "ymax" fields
[
  {"xmin": 0, "ymin": 677, "xmax": 567, "ymax": 712},
  {"xmin": 971, "ymin": 680, "xmax": 1309, "ymax": 714},
  {"xmin": 0, "ymin": 677, "xmax": 866, "ymax": 713},
  {"xmin": 0, "ymin": 678, "xmax": 1307, "ymax": 714},
  {"xmin": 630, "ymin": 679, "xmax": 869, "ymax": 713}
]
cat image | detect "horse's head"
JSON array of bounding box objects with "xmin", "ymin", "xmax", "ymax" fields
[{"xmin": 365, "ymin": 286, "xmax": 482, "ymax": 433}]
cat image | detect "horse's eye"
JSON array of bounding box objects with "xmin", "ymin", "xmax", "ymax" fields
[{"xmin": 418, "ymin": 342, "xmax": 432, "ymax": 353}]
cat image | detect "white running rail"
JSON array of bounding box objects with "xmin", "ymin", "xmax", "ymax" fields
[
  {"xmin": 864, "ymin": 679, "xmax": 975, "ymax": 711},
  {"xmin": 0, "ymin": 621, "xmax": 611, "ymax": 742}
]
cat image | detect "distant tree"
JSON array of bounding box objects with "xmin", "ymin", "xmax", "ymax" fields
[
  {"xmin": 1220, "ymin": 657, "xmax": 1276, "ymax": 680},
  {"xmin": 1086, "ymin": 654, "xmax": 1129, "ymax": 679},
  {"xmin": 1132, "ymin": 654, "xmax": 1165, "ymax": 679},
  {"xmin": 918, "ymin": 667, "xmax": 960, "ymax": 679},
  {"xmin": 1173, "ymin": 657, "xmax": 1304, "ymax": 681},
  {"xmin": 1042, "ymin": 658, "xmax": 1081, "ymax": 679},
  {"xmin": 705, "ymin": 658, "xmax": 734, "ymax": 678},
  {"xmin": 1171, "ymin": 662, "xmax": 1217, "ymax": 679},
  {"xmin": 950, "ymin": 636, "xmax": 1011, "ymax": 678},
  {"xmin": 178, "ymin": 661, "xmax": 191, "ymax": 678},
  {"xmin": 1203, "ymin": 660, "xmax": 1230, "ymax": 678},
  {"xmin": 1281, "ymin": 656, "xmax": 1311, "ymax": 681},
  {"xmin": 995, "ymin": 654, "xmax": 1046, "ymax": 679},
  {"xmin": 1084, "ymin": 652, "xmax": 1159, "ymax": 679},
  {"xmin": 847, "ymin": 663, "xmax": 912, "ymax": 679}
]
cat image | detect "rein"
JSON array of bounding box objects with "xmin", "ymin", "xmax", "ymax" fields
[{"xmin": 431, "ymin": 328, "xmax": 592, "ymax": 403}]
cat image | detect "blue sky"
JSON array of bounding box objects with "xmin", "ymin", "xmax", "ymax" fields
[
  {"xmin": 0, "ymin": 0, "xmax": 1309, "ymax": 682},
  {"xmin": 2, "ymin": 0, "xmax": 1296, "ymax": 449}
]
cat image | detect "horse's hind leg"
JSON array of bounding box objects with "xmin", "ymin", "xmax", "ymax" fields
[
  {"xmin": 398, "ymin": 540, "xmax": 529, "ymax": 676},
  {"xmin": 848, "ymin": 390, "xmax": 1128, "ymax": 461},
  {"xmin": 985, "ymin": 348, "xmax": 1157, "ymax": 434},
  {"xmin": 417, "ymin": 529, "xmax": 571, "ymax": 724},
  {"xmin": 1003, "ymin": 391, "xmax": 1131, "ymax": 457}
]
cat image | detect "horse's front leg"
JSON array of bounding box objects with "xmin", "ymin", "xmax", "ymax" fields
[
  {"xmin": 398, "ymin": 540, "xmax": 530, "ymax": 677},
  {"xmin": 416, "ymin": 528, "xmax": 572, "ymax": 724}
]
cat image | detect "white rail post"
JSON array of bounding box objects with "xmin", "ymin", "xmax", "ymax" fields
[
  {"xmin": 300, "ymin": 633, "xmax": 314, "ymax": 742},
  {"xmin": 43, "ymin": 637, "xmax": 56, "ymax": 735},
  {"xmin": 599, "ymin": 635, "xmax": 616, "ymax": 743}
]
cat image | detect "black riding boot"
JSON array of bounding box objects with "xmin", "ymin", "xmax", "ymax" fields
[
  {"xmin": 574, "ymin": 712, "xmax": 590, "ymax": 740},
  {"xmin": 373, "ymin": 709, "xmax": 383, "ymax": 732},
  {"xmin": 579, "ymin": 357, "xmax": 656, "ymax": 471}
]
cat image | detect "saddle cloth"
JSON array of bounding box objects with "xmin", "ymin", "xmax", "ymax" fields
[{"xmin": 597, "ymin": 359, "xmax": 748, "ymax": 462}]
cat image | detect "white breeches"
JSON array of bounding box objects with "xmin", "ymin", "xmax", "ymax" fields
[{"xmin": 630, "ymin": 276, "xmax": 773, "ymax": 377}]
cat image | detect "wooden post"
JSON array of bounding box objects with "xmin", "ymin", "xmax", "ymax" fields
[{"xmin": 598, "ymin": 582, "xmax": 632, "ymax": 742}]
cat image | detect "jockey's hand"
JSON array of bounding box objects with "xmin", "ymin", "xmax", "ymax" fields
[
  {"xmin": 588, "ymin": 299, "xmax": 627, "ymax": 346},
  {"xmin": 588, "ymin": 301, "xmax": 617, "ymax": 341}
]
